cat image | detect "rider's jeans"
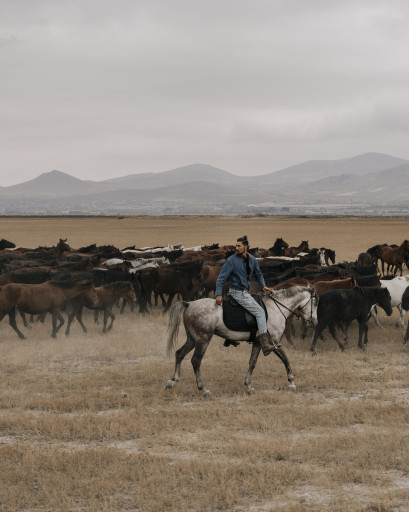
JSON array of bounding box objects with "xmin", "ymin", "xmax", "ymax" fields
[{"xmin": 229, "ymin": 288, "xmax": 267, "ymax": 334}]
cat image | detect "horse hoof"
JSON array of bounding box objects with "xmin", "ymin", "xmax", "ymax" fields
[
  {"xmin": 203, "ymin": 389, "xmax": 212, "ymax": 398},
  {"xmin": 165, "ymin": 380, "xmax": 177, "ymax": 389},
  {"xmin": 289, "ymin": 383, "xmax": 297, "ymax": 392},
  {"xmin": 247, "ymin": 387, "xmax": 255, "ymax": 395}
]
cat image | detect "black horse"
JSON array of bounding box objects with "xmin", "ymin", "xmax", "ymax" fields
[
  {"xmin": 310, "ymin": 286, "xmax": 392, "ymax": 353},
  {"xmin": 268, "ymin": 237, "xmax": 289, "ymax": 256},
  {"xmin": 401, "ymin": 286, "xmax": 409, "ymax": 345},
  {"xmin": 0, "ymin": 239, "xmax": 16, "ymax": 250}
]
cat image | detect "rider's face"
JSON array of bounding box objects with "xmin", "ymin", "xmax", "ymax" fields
[{"xmin": 235, "ymin": 242, "xmax": 246, "ymax": 256}]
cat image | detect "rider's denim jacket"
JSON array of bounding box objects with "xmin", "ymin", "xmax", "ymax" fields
[{"xmin": 215, "ymin": 254, "xmax": 266, "ymax": 297}]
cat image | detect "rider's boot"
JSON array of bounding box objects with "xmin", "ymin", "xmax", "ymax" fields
[{"xmin": 259, "ymin": 332, "xmax": 275, "ymax": 356}]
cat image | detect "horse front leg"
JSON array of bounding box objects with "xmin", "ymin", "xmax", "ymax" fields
[
  {"xmin": 104, "ymin": 309, "xmax": 115, "ymax": 332},
  {"xmin": 357, "ymin": 319, "xmax": 368, "ymax": 350},
  {"xmin": 163, "ymin": 294, "xmax": 175, "ymax": 314},
  {"xmin": 310, "ymin": 321, "xmax": 326, "ymax": 354},
  {"xmin": 395, "ymin": 305, "xmax": 405, "ymax": 328},
  {"xmin": 272, "ymin": 345, "xmax": 296, "ymax": 391},
  {"xmin": 51, "ymin": 311, "xmax": 64, "ymax": 338},
  {"xmin": 370, "ymin": 305, "xmax": 383, "ymax": 328},
  {"xmin": 65, "ymin": 310, "xmax": 76, "ymax": 336},
  {"xmin": 75, "ymin": 309, "xmax": 88, "ymax": 333},
  {"xmin": 19, "ymin": 311, "xmax": 30, "ymax": 329},
  {"xmin": 284, "ymin": 316, "xmax": 297, "ymax": 349},
  {"xmin": 244, "ymin": 342, "xmax": 262, "ymax": 394}
]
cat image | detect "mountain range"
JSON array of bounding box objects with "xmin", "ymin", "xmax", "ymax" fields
[{"xmin": 0, "ymin": 152, "xmax": 408, "ymax": 215}]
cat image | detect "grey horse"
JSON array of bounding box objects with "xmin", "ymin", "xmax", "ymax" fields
[{"xmin": 165, "ymin": 286, "xmax": 318, "ymax": 397}]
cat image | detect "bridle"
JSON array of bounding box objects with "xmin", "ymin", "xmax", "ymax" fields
[{"xmin": 266, "ymin": 288, "xmax": 318, "ymax": 325}]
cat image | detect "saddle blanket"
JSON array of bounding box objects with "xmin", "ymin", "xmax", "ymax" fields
[{"xmin": 222, "ymin": 294, "xmax": 268, "ymax": 339}]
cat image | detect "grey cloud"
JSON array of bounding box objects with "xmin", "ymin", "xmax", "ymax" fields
[{"xmin": 1, "ymin": 0, "xmax": 409, "ymax": 185}]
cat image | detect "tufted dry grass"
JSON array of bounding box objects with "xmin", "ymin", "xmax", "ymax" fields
[{"xmin": 1, "ymin": 216, "xmax": 409, "ymax": 511}]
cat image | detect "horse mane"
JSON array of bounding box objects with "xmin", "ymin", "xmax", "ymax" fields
[
  {"xmin": 77, "ymin": 243, "xmax": 97, "ymax": 253},
  {"xmin": 269, "ymin": 285, "xmax": 311, "ymax": 299},
  {"xmin": 353, "ymin": 285, "xmax": 385, "ymax": 300}
]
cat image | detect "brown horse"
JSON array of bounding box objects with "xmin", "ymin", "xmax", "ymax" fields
[
  {"xmin": 284, "ymin": 241, "xmax": 309, "ymax": 257},
  {"xmin": 65, "ymin": 281, "xmax": 137, "ymax": 334},
  {"xmin": 0, "ymin": 280, "xmax": 98, "ymax": 339},
  {"xmin": 55, "ymin": 238, "xmax": 71, "ymax": 259},
  {"xmin": 380, "ymin": 240, "xmax": 409, "ymax": 276},
  {"xmin": 198, "ymin": 264, "xmax": 223, "ymax": 298}
]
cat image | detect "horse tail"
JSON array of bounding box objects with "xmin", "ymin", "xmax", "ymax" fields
[{"xmin": 165, "ymin": 301, "xmax": 189, "ymax": 358}]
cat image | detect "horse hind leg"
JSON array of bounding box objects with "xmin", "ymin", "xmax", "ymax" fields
[
  {"xmin": 310, "ymin": 321, "xmax": 327, "ymax": 353},
  {"xmin": 165, "ymin": 333, "xmax": 196, "ymax": 390},
  {"xmin": 190, "ymin": 339, "xmax": 212, "ymax": 397},
  {"xmin": 328, "ymin": 322, "xmax": 345, "ymax": 351},
  {"xmin": 404, "ymin": 322, "xmax": 409, "ymax": 344}
]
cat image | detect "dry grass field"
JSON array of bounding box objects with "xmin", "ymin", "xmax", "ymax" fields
[{"xmin": 1, "ymin": 215, "xmax": 409, "ymax": 512}]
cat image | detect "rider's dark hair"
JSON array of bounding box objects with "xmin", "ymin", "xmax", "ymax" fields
[{"xmin": 237, "ymin": 235, "xmax": 249, "ymax": 247}]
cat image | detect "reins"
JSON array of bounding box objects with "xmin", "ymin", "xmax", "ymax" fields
[{"xmin": 265, "ymin": 289, "xmax": 316, "ymax": 322}]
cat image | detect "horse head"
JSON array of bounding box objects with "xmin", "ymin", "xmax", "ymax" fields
[
  {"xmin": 55, "ymin": 238, "xmax": 71, "ymax": 258},
  {"xmin": 299, "ymin": 287, "xmax": 318, "ymax": 327},
  {"xmin": 275, "ymin": 237, "xmax": 289, "ymax": 249},
  {"xmin": 378, "ymin": 288, "xmax": 393, "ymax": 316}
]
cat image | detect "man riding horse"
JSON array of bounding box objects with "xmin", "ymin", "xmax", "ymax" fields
[{"xmin": 215, "ymin": 235, "xmax": 275, "ymax": 356}]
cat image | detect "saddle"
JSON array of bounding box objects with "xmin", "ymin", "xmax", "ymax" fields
[{"xmin": 222, "ymin": 293, "xmax": 268, "ymax": 345}]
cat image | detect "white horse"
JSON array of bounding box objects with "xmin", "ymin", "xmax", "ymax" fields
[
  {"xmin": 370, "ymin": 275, "xmax": 409, "ymax": 328},
  {"xmin": 165, "ymin": 286, "xmax": 318, "ymax": 397}
]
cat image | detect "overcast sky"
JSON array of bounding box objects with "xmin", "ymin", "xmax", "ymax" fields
[{"xmin": 1, "ymin": 0, "xmax": 409, "ymax": 186}]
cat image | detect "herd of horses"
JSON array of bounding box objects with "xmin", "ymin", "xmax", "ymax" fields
[{"xmin": 1, "ymin": 235, "xmax": 409, "ymax": 397}]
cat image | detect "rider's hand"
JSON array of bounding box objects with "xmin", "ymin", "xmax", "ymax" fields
[
  {"xmin": 263, "ymin": 286, "xmax": 272, "ymax": 295},
  {"xmin": 215, "ymin": 295, "xmax": 223, "ymax": 306}
]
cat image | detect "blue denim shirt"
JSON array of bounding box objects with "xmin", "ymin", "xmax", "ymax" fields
[{"xmin": 215, "ymin": 253, "xmax": 266, "ymax": 297}]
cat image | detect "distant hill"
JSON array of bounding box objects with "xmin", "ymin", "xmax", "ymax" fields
[
  {"xmin": 283, "ymin": 162, "xmax": 409, "ymax": 202},
  {"xmin": 254, "ymin": 152, "xmax": 409, "ymax": 187},
  {"xmin": 103, "ymin": 164, "xmax": 245, "ymax": 189},
  {"xmin": 0, "ymin": 152, "xmax": 408, "ymax": 214},
  {"xmin": 0, "ymin": 170, "xmax": 112, "ymax": 197}
]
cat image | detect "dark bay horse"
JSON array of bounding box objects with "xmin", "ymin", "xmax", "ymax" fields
[
  {"xmin": 65, "ymin": 281, "xmax": 137, "ymax": 335},
  {"xmin": 55, "ymin": 238, "xmax": 71, "ymax": 259},
  {"xmin": 165, "ymin": 286, "xmax": 318, "ymax": 397},
  {"xmin": 380, "ymin": 240, "xmax": 409, "ymax": 276},
  {"xmin": 284, "ymin": 241, "xmax": 309, "ymax": 257},
  {"xmin": 0, "ymin": 280, "xmax": 98, "ymax": 339}
]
